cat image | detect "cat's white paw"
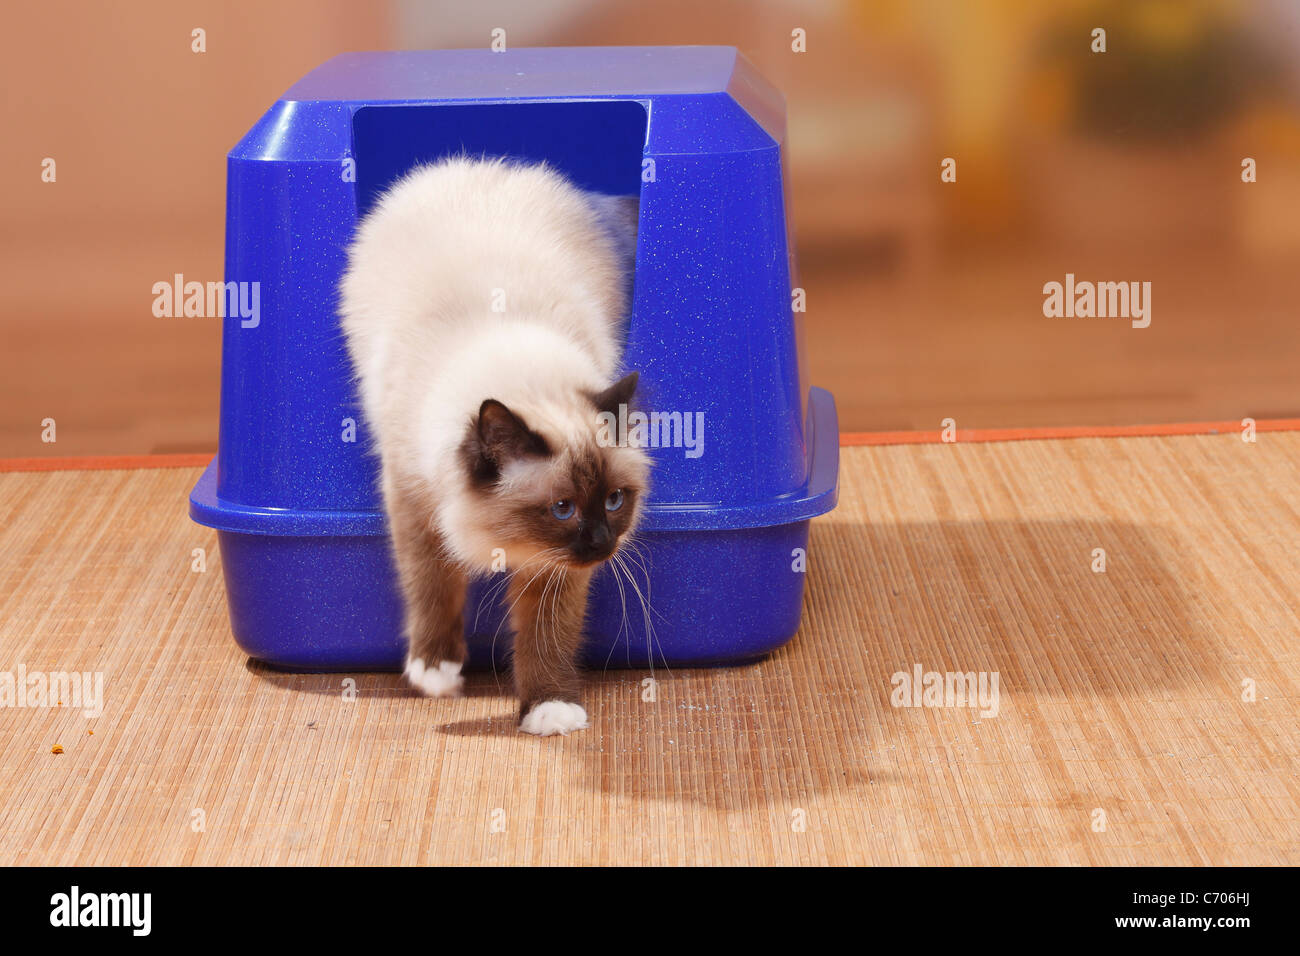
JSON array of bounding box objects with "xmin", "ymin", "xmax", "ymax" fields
[
  {"xmin": 519, "ymin": 700, "xmax": 589, "ymax": 736},
  {"xmin": 405, "ymin": 657, "xmax": 463, "ymax": 698}
]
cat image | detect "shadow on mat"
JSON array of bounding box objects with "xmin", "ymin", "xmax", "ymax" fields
[
  {"xmin": 568, "ymin": 517, "xmax": 1219, "ymax": 810},
  {"xmin": 246, "ymin": 518, "xmax": 1216, "ymax": 811}
]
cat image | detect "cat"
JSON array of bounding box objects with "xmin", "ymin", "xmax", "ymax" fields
[{"xmin": 339, "ymin": 157, "xmax": 650, "ymax": 736}]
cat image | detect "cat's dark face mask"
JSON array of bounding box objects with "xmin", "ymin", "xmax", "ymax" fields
[
  {"xmin": 459, "ymin": 373, "xmax": 649, "ymax": 570},
  {"xmin": 544, "ymin": 481, "xmax": 639, "ymax": 567}
]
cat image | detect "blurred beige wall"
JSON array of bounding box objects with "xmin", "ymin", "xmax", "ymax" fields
[
  {"xmin": 3, "ymin": 0, "xmax": 1299, "ymax": 456},
  {"xmin": 1, "ymin": 0, "xmax": 391, "ymax": 455},
  {"xmin": 4, "ymin": 0, "xmax": 390, "ymax": 237}
]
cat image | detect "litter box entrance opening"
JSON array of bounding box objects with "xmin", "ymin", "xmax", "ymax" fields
[
  {"xmin": 352, "ymin": 99, "xmax": 647, "ymax": 339},
  {"xmin": 352, "ymin": 100, "xmax": 647, "ymax": 214}
]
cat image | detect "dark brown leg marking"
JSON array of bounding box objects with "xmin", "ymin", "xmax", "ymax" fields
[
  {"xmin": 508, "ymin": 564, "xmax": 593, "ymax": 720},
  {"xmin": 387, "ymin": 484, "xmax": 467, "ymax": 688}
]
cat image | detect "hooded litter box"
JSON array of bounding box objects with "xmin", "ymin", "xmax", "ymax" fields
[{"xmin": 189, "ymin": 46, "xmax": 840, "ymax": 671}]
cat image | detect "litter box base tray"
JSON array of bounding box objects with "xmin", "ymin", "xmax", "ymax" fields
[{"xmin": 214, "ymin": 523, "xmax": 811, "ymax": 672}]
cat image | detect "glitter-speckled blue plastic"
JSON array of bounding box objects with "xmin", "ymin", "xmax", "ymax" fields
[{"xmin": 189, "ymin": 47, "xmax": 839, "ymax": 670}]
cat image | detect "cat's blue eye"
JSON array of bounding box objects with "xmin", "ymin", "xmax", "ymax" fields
[
  {"xmin": 605, "ymin": 489, "xmax": 625, "ymax": 512},
  {"xmin": 551, "ymin": 500, "xmax": 576, "ymax": 520}
]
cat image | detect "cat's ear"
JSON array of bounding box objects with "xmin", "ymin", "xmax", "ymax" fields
[
  {"xmin": 474, "ymin": 399, "xmax": 551, "ymax": 463},
  {"xmin": 590, "ymin": 371, "xmax": 639, "ymax": 416}
]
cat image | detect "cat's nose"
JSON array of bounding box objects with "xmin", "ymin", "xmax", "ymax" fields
[
  {"xmin": 584, "ymin": 523, "xmax": 612, "ymax": 552},
  {"xmin": 574, "ymin": 523, "xmax": 613, "ymax": 562}
]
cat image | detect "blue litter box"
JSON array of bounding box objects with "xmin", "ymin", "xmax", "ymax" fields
[{"xmin": 189, "ymin": 46, "xmax": 839, "ymax": 671}]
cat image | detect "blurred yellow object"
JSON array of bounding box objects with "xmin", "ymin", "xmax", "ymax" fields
[
  {"xmin": 1232, "ymin": 103, "xmax": 1300, "ymax": 155},
  {"xmin": 1023, "ymin": 63, "xmax": 1074, "ymax": 132},
  {"xmin": 1131, "ymin": 0, "xmax": 1217, "ymax": 51}
]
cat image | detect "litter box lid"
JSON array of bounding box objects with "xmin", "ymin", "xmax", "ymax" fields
[
  {"xmin": 191, "ymin": 388, "xmax": 839, "ymax": 536},
  {"xmin": 212, "ymin": 46, "xmax": 830, "ymax": 530},
  {"xmin": 263, "ymin": 45, "xmax": 784, "ymax": 142}
]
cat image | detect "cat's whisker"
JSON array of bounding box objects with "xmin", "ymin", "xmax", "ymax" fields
[
  {"xmin": 492, "ymin": 552, "xmax": 564, "ymax": 671},
  {"xmin": 607, "ymin": 552, "xmax": 639, "ymax": 669},
  {"xmin": 539, "ymin": 564, "xmax": 564, "ymax": 661},
  {"xmin": 614, "ymin": 552, "xmax": 637, "ymax": 669},
  {"xmin": 535, "ymin": 561, "xmax": 571, "ymax": 684},
  {"xmin": 474, "ymin": 547, "xmax": 547, "ymax": 632},
  {"xmin": 618, "ymin": 537, "xmax": 669, "ymax": 626},
  {"xmin": 602, "ymin": 557, "xmax": 632, "ymax": 673},
  {"xmin": 538, "ymin": 568, "xmax": 569, "ymax": 687},
  {"xmin": 477, "ymin": 547, "xmax": 560, "ymax": 672},
  {"xmin": 473, "ymin": 574, "xmax": 509, "ymax": 635},
  {"xmin": 623, "ymin": 552, "xmax": 656, "ymax": 676},
  {"xmin": 549, "ymin": 568, "xmax": 567, "ymax": 663},
  {"xmin": 616, "ymin": 547, "xmax": 670, "ymax": 679}
]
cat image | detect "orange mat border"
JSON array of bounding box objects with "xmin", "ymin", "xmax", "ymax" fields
[
  {"xmin": 840, "ymin": 418, "xmax": 1300, "ymax": 446},
  {"xmin": 0, "ymin": 453, "xmax": 214, "ymax": 473},
  {"xmin": 2, "ymin": 418, "xmax": 1298, "ymax": 473}
]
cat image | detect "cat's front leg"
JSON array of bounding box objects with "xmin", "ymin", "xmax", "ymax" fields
[
  {"xmin": 388, "ymin": 488, "xmax": 467, "ymax": 698},
  {"xmin": 509, "ymin": 564, "xmax": 593, "ymax": 736}
]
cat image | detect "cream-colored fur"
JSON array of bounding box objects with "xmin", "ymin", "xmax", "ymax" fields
[{"xmin": 339, "ymin": 157, "xmax": 637, "ymax": 573}]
